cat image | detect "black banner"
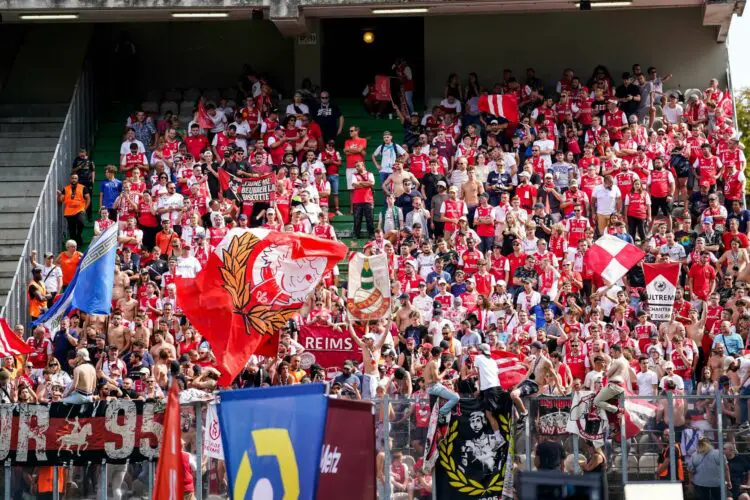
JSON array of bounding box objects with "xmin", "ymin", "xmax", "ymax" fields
[
  {"xmin": 535, "ymin": 396, "xmax": 573, "ymax": 436},
  {"xmin": 0, "ymin": 400, "xmax": 165, "ymax": 465},
  {"xmin": 436, "ymin": 397, "xmax": 515, "ymax": 499},
  {"xmin": 230, "ymin": 174, "xmax": 275, "ymax": 203}
]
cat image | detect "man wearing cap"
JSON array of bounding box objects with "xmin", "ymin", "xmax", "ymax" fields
[
  {"xmin": 440, "ymin": 185, "xmax": 467, "ymax": 240},
  {"xmin": 62, "ymin": 349, "xmax": 97, "ymax": 404},
  {"xmin": 347, "ymin": 321, "xmax": 387, "ymax": 400},
  {"xmin": 28, "ymin": 267, "xmax": 52, "ymax": 321},
  {"xmin": 475, "ymin": 343, "xmax": 507, "ymax": 447},
  {"xmin": 412, "ymin": 282, "xmax": 434, "ymax": 323}
]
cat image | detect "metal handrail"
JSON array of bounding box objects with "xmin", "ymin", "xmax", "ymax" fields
[{"xmin": 0, "ymin": 59, "xmax": 96, "ymax": 327}]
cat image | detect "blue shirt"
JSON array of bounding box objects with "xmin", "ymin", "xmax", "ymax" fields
[
  {"xmin": 614, "ymin": 232, "xmax": 634, "ymax": 244},
  {"xmin": 713, "ymin": 333, "xmax": 744, "ymax": 356},
  {"xmin": 100, "ymin": 178, "xmax": 123, "ymax": 209},
  {"xmin": 450, "ymin": 282, "xmax": 467, "ymax": 297},
  {"xmin": 728, "ymin": 209, "xmax": 750, "ymax": 234},
  {"xmin": 529, "ymin": 304, "xmax": 561, "ymax": 329},
  {"xmin": 426, "ymin": 270, "xmax": 451, "ymax": 297}
]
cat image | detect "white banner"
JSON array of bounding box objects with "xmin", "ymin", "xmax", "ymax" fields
[
  {"xmin": 346, "ymin": 252, "xmax": 391, "ymax": 321},
  {"xmin": 202, "ymin": 404, "xmax": 224, "ymax": 460}
]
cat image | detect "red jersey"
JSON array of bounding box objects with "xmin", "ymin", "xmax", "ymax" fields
[
  {"xmin": 626, "ymin": 191, "xmax": 650, "ymax": 220},
  {"xmin": 649, "ymin": 169, "xmax": 672, "ymax": 198},
  {"xmin": 474, "ymin": 205, "xmax": 495, "ymax": 237},
  {"xmin": 313, "ymin": 224, "xmax": 335, "ymax": 240},
  {"xmin": 565, "ymin": 217, "xmax": 590, "ymax": 248},
  {"xmin": 213, "ymin": 132, "xmax": 235, "ymax": 159},
  {"xmin": 27, "ymin": 337, "xmax": 51, "ymax": 369},
  {"xmin": 507, "ymin": 253, "xmax": 527, "ymax": 284},
  {"xmin": 489, "ymin": 254, "xmax": 508, "ymax": 282},
  {"xmin": 184, "ymin": 135, "xmax": 209, "ymax": 160},
  {"xmin": 123, "ymin": 153, "xmax": 147, "ymax": 178},
  {"xmin": 410, "ymin": 153, "xmax": 430, "ymax": 180},
  {"xmin": 579, "ymin": 173, "xmax": 603, "ymax": 202},
  {"xmin": 696, "ymin": 155, "xmax": 721, "ymax": 186},
  {"xmin": 461, "ymin": 249, "xmax": 482, "ymax": 276},
  {"xmin": 516, "ymin": 184, "xmax": 538, "ymax": 212},
  {"xmin": 320, "ymin": 149, "xmax": 342, "ymax": 177},
  {"xmin": 565, "ymin": 352, "xmax": 587, "ymax": 381},
  {"xmin": 442, "ymin": 199, "xmax": 466, "ymax": 232},
  {"xmin": 724, "ymin": 170, "xmax": 744, "ymax": 201}
]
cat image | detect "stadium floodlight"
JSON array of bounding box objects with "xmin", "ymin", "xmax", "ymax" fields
[
  {"xmin": 371, "ymin": 8, "xmax": 429, "ymax": 14},
  {"xmin": 171, "ymin": 12, "xmax": 230, "ymax": 18},
  {"xmin": 575, "ymin": 1, "xmax": 633, "ymax": 6},
  {"xmin": 19, "ymin": 13, "xmax": 79, "ymax": 20}
]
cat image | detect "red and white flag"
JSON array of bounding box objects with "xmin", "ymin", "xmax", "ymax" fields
[
  {"xmin": 196, "ymin": 98, "xmax": 213, "ymax": 130},
  {"xmin": 584, "ymin": 234, "xmax": 645, "ymax": 285},
  {"xmin": 153, "ymin": 382, "xmax": 184, "ymax": 500},
  {"xmin": 492, "ymin": 350, "xmax": 527, "ymax": 390},
  {"xmin": 643, "ymin": 263, "xmax": 681, "ymax": 321},
  {"xmin": 176, "ymin": 228, "xmax": 347, "ymax": 386},
  {"xmin": 478, "ymin": 94, "xmax": 519, "ymax": 124},
  {"xmin": 0, "ymin": 318, "xmax": 33, "ymax": 357}
]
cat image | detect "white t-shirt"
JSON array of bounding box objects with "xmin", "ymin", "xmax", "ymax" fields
[
  {"xmin": 41, "ymin": 264, "xmax": 63, "ymax": 294},
  {"xmin": 475, "ymin": 354, "xmax": 500, "ymax": 390},
  {"xmin": 636, "ymin": 370, "xmax": 659, "ymax": 396},
  {"xmin": 232, "ymin": 121, "xmax": 250, "ymax": 153},
  {"xmin": 737, "ymin": 357, "xmax": 750, "ymax": 388},
  {"xmin": 533, "ymin": 139, "xmax": 555, "ymax": 167},
  {"xmin": 120, "ymin": 139, "xmax": 145, "ymax": 155},
  {"xmin": 176, "ymin": 255, "xmax": 202, "ymax": 279},
  {"xmin": 663, "ymin": 104, "xmax": 684, "ymax": 124},
  {"xmin": 591, "ymin": 185, "xmax": 622, "ymax": 215},
  {"xmin": 659, "ymin": 374, "xmax": 685, "ymax": 391},
  {"xmin": 584, "ymin": 370, "xmax": 604, "ymax": 390}
]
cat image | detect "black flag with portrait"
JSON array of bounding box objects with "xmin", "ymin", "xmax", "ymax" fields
[{"xmin": 435, "ymin": 396, "xmax": 515, "ymax": 499}]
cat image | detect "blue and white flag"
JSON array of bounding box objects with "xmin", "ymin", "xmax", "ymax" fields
[{"xmin": 33, "ymin": 224, "xmax": 119, "ymax": 331}]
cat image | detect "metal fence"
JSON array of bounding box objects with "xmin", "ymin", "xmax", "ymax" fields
[
  {"xmin": 1, "ymin": 393, "xmax": 746, "ymax": 499},
  {"xmin": 0, "ymin": 58, "xmax": 97, "ymax": 326}
]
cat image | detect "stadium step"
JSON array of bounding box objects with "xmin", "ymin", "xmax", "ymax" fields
[
  {"xmin": 0, "ymin": 152, "xmax": 57, "ymax": 167},
  {"xmin": 0, "ymin": 137, "xmax": 58, "ymax": 151},
  {"xmin": 0, "ymin": 122, "xmax": 63, "ymax": 135},
  {"xmin": 0, "ymin": 212, "xmax": 35, "ymax": 228},
  {"xmin": 0, "ymin": 180, "xmax": 44, "ymax": 197}
]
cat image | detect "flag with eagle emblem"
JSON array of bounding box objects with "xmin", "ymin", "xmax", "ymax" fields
[
  {"xmin": 176, "ymin": 228, "xmax": 347, "ymax": 385},
  {"xmin": 346, "ymin": 252, "xmax": 391, "ymax": 321}
]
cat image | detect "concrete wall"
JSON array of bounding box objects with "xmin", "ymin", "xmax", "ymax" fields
[
  {"xmin": 111, "ymin": 21, "xmax": 295, "ymax": 95},
  {"xmin": 424, "ymin": 7, "xmax": 728, "ymax": 99},
  {"xmin": 294, "ymin": 18, "xmax": 322, "ymax": 91}
]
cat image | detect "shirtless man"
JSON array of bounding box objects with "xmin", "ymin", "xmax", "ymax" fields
[
  {"xmin": 460, "ymin": 167, "xmax": 484, "ymax": 214},
  {"xmin": 383, "ymin": 161, "xmax": 418, "ymax": 198},
  {"xmin": 112, "ymin": 265, "xmax": 131, "ymax": 303},
  {"xmin": 107, "ymin": 312, "xmax": 131, "ymax": 353},
  {"xmin": 117, "ymin": 287, "xmax": 139, "ymax": 322},
  {"xmin": 395, "ymin": 293, "xmax": 415, "ymax": 333},
  {"xmin": 423, "ymin": 345, "xmax": 460, "ymax": 424},
  {"xmin": 62, "ymin": 349, "xmax": 97, "ymax": 404},
  {"xmin": 593, "ymin": 344, "xmax": 629, "ymax": 415},
  {"xmin": 132, "ymin": 314, "xmax": 151, "ymax": 348},
  {"xmin": 510, "ymin": 341, "xmax": 558, "ymax": 422},
  {"xmin": 150, "ymin": 330, "xmax": 176, "ymax": 361},
  {"xmin": 348, "ymin": 321, "xmax": 387, "ymax": 400},
  {"xmin": 709, "ymin": 343, "xmax": 730, "ymax": 382}
]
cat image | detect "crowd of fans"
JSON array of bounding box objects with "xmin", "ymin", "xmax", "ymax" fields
[{"xmin": 1, "ymin": 61, "xmax": 749, "ymax": 499}]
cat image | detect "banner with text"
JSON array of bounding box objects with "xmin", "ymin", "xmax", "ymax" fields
[
  {"xmin": 644, "ymin": 263, "xmax": 680, "ymax": 322},
  {"xmin": 203, "ymin": 403, "xmax": 224, "ymax": 460},
  {"xmin": 534, "ymin": 396, "xmax": 573, "ymax": 436},
  {"xmin": 219, "ymin": 172, "xmax": 276, "ymax": 204},
  {"xmin": 0, "ymin": 400, "xmax": 164, "ymax": 465},
  {"xmin": 298, "ymin": 324, "xmax": 360, "ymax": 371}
]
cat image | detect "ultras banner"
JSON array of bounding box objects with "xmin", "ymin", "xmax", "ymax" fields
[{"xmin": 0, "ymin": 400, "xmax": 165, "ymax": 465}]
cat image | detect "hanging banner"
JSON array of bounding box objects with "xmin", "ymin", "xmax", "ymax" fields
[
  {"xmin": 298, "ymin": 324, "xmax": 360, "ymax": 370},
  {"xmin": 203, "ymin": 403, "xmax": 224, "ymax": 460},
  {"xmin": 317, "ymin": 399, "xmax": 376, "ymax": 500},
  {"xmin": 218, "ymin": 171, "xmax": 276, "ymax": 203},
  {"xmin": 643, "ymin": 263, "xmax": 681, "ymax": 322},
  {"xmin": 566, "ymin": 390, "xmax": 607, "ymax": 447},
  {"xmin": 535, "ymin": 396, "xmax": 573, "ymax": 436},
  {"xmin": 435, "ymin": 397, "xmax": 515, "ymax": 499},
  {"xmin": 346, "ymin": 252, "xmax": 391, "ymax": 321},
  {"xmin": 374, "ymin": 75, "xmax": 392, "ymax": 101},
  {"xmin": 0, "ymin": 400, "xmax": 164, "ymax": 466}
]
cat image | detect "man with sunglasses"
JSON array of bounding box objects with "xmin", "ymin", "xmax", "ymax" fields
[{"xmin": 311, "ymin": 91, "xmax": 344, "ymax": 143}]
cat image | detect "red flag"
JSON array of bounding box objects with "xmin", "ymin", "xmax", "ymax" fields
[
  {"xmin": 0, "ymin": 318, "xmax": 33, "ymax": 357},
  {"xmin": 217, "ymin": 168, "xmax": 231, "ymax": 193},
  {"xmin": 374, "ymin": 75, "xmax": 391, "ymax": 101},
  {"xmin": 153, "ymin": 382, "xmax": 184, "ymax": 500},
  {"xmin": 176, "ymin": 228, "xmax": 347, "ymax": 386},
  {"xmin": 478, "ymin": 94, "xmax": 519, "ymax": 124},
  {"xmin": 584, "ymin": 234, "xmax": 645, "ymax": 285},
  {"xmin": 196, "ymin": 98, "xmax": 212, "ymax": 130},
  {"xmin": 491, "ymin": 350, "xmax": 527, "ymax": 390}
]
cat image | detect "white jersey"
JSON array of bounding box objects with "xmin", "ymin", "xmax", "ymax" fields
[{"xmin": 475, "ymin": 354, "xmax": 500, "ymax": 390}]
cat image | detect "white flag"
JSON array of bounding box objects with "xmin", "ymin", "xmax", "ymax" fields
[{"xmin": 346, "ymin": 252, "xmax": 391, "ymax": 321}]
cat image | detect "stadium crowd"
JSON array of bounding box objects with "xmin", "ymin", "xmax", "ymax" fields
[{"xmin": 1, "ymin": 62, "xmax": 749, "ymax": 499}]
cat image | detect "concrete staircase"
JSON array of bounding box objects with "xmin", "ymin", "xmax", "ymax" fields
[{"xmin": 0, "ymin": 104, "xmax": 67, "ymax": 305}]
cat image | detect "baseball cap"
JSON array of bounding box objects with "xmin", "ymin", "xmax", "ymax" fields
[
  {"xmin": 238, "ymin": 214, "xmax": 248, "ymax": 221},
  {"xmin": 490, "ymin": 120, "xmax": 499, "ymax": 125},
  {"xmin": 437, "ymin": 181, "xmax": 447, "ymax": 188},
  {"xmin": 43, "ymin": 252, "xmax": 54, "ymax": 258},
  {"xmin": 398, "ymin": 293, "xmax": 409, "ymax": 300},
  {"xmin": 702, "ymin": 216, "xmax": 714, "ymax": 224},
  {"xmin": 363, "ymin": 333, "xmax": 376, "ymax": 341},
  {"xmin": 477, "ymin": 343, "xmax": 492, "ymax": 356},
  {"xmin": 448, "ymin": 186, "xmax": 458, "ymax": 193},
  {"xmin": 531, "ymin": 341, "xmax": 544, "ymax": 350},
  {"xmin": 519, "ymin": 171, "xmax": 530, "ymax": 178}
]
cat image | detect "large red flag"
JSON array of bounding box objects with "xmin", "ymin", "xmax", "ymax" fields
[
  {"xmin": 478, "ymin": 94, "xmax": 519, "ymax": 124},
  {"xmin": 492, "ymin": 350, "xmax": 527, "ymax": 389},
  {"xmin": 0, "ymin": 318, "xmax": 33, "ymax": 357},
  {"xmin": 153, "ymin": 382, "xmax": 184, "ymax": 500},
  {"xmin": 176, "ymin": 228, "xmax": 347, "ymax": 385}
]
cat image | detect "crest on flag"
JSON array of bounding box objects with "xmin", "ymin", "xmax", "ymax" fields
[
  {"xmin": 346, "ymin": 253, "xmax": 391, "ymax": 321},
  {"xmin": 644, "ymin": 263, "xmax": 680, "ymax": 321},
  {"xmin": 584, "ymin": 234, "xmax": 645, "ymax": 284}
]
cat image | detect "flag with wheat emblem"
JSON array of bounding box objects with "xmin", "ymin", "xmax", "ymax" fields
[
  {"xmin": 435, "ymin": 397, "xmax": 515, "ymax": 499},
  {"xmin": 175, "ymin": 228, "xmax": 347, "ymax": 386}
]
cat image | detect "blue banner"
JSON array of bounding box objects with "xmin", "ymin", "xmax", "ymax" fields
[
  {"xmin": 33, "ymin": 224, "xmax": 118, "ymax": 330},
  {"xmin": 218, "ymin": 384, "xmax": 329, "ymax": 500}
]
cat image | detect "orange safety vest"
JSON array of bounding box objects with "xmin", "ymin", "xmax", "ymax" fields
[
  {"xmin": 657, "ymin": 444, "xmax": 684, "ymax": 481},
  {"xmin": 28, "ymin": 280, "xmax": 47, "ymax": 318},
  {"xmin": 37, "ymin": 466, "xmax": 65, "ymax": 493},
  {"xmin": 63, "ymin": 183, "xmax": 86, "ymax": 216}
]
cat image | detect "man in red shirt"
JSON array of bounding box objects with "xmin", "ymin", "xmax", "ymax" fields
[
  {"xmin": 721, "ymin": 218, "xmax": 749, "ymax": 249},
  {"xmin": 184, "ymin": 123, "xmax": 209, "ymax": 160},
  {"xmin": 688, "ymin": 251, "xmax": 717, "ymax": 301},
  {"xmin": 344, "ymin": 126, "xmax": 367, "ymax": 190}
]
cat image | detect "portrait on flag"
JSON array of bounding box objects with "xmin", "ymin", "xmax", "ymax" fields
[
  {"xmin": 435, "ymin": 398, "xmax": 514, "ymax": 500},
  {"xmin": 535, "ymin": 396, "xmax": 573, "ymax": 436},
  {"xmin": 346, "ymin": 252, "xmax": 391, "ymax": 321}
]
